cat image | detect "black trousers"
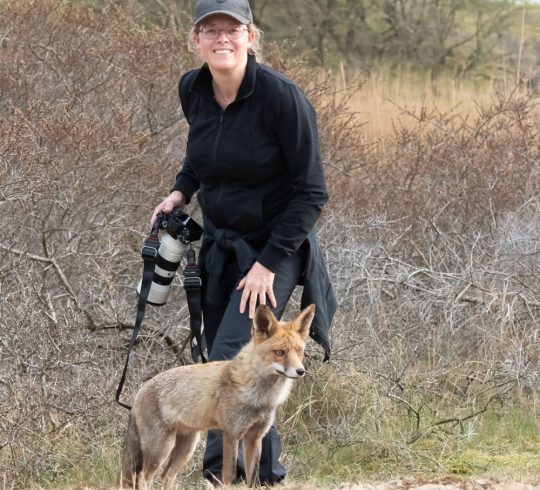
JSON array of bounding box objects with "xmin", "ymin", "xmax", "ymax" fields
[{"xmin": 201, "ymin": 246, "xmax": 305, "ymax": 485}]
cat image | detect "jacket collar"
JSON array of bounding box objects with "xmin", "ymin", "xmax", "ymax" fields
[{"xmin": 189, "ymin": 54, "xmax": 257, "ymax": 102}]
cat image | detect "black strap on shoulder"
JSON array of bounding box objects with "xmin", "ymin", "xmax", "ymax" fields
[
  {"xmin": 115, "ymin": 235, "xmax": 160, "ymax": 410},
  {"xmin": 183, "ymin": 247, "xmax": 207, "ymax": 363}
]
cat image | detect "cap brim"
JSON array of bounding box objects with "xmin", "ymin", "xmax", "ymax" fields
[{"xmin": 194, "ymin": 10, "xmax": 251, "ymax": 25}]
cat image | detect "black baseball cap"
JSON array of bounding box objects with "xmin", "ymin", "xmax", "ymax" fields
[{"xmin": 193, "ymin": 0, "xmax": 253, "ymax": 25}]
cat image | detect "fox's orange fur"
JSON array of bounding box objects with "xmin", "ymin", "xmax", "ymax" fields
[{"xmin": 120, "ymin": 304, "xmax": 315, "ymax": 489}]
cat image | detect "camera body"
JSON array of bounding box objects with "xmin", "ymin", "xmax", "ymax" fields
[
  {"xmin": 157, "ymin": 207, "xmax": 203, "ymax": 244},
  {"xmin": 137, "ymin": 208, "xmax": 202, "ymax": 306}
]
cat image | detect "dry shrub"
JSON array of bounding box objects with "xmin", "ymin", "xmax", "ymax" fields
[
  {"xmin": 308, "ymin": 86, "xmax": 540, "ymax": 467},
  {"xmin": 0, "ymin": 0, "xmax": 199, "ymax": 485},
  {"xmin": 1, "ymin": 0, "xmax": 540, "ymax": 487}
]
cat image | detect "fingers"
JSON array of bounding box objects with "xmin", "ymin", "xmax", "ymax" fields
[
  {"xmin": 237, "ymin": 262, "xmax": 275, "ymax": 319},
  {"xmin": 150, "ymin": 204, "xmax": 164, "ymax": 224},
  {"xmin": 239, "ymin": 288, "xmax": 265, "ymax": 319},
  {"xmin": 151, "ymin": 202, "xmax": 166, "ymax": 225},
  {"xmin": 238, "ymin": 278, "xmax": 260, "ymax": 319},
  {"xmin": 248, "ymin": 289, "xmax": 260, "ymax": 319},
  {"xmin": 150, "ymin": 199, "xmax": 173, "ymax": 225},
  {"xmin": 239, "ymin": 283, "xmax": 249, "ymax": 315},
  {"xmin": 150, "ymin": 191, "xmax": 186, "ymax": 225},
  {"xmin": 267, "ymin": 288, "xmax": 277, "ymax": 309}
]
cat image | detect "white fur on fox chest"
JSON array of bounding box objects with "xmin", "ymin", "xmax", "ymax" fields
[
  {"xmin": 275, "ymin": 377, "xmax": 294, "ymax": 405},
  {"xmin": 241, "ymin": 376, "xmax": 294, "ymax": 408},
  {"xmin": 223, "ymin": 377, "xmax": 294, "ymax": 436}
]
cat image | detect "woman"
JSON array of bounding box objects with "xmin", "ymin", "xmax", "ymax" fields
[{"xmin": 152, "ymin": 0, "xmax": 336, "ymax": 485}]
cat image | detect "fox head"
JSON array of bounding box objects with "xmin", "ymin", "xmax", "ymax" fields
[{"xmin": 251, "ymin": 304, "xmax": 316, "ymax": 379}]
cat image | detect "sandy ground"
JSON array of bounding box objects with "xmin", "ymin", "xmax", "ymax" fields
[
  {"xmin": 281, "ymin": 478, "xmax": 540, "ymax": 490},
  {"xmin": 75, "ymin": 477, "xmax": 540, "ymax": 490}
]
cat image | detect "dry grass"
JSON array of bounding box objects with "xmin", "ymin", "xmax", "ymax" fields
[
  {"xmin": 348, "ymin": 70, "xmax": 497, "ymax": 143},
  {"xmin": 1, "ymin": 1, "xmax": 540, "ymax": 489}
]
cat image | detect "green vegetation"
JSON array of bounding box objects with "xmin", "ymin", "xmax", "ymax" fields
[
  {"xmin": 75, "ymin": 0, "xmax": 540, "ymax": 78},
  {"xmin": 278, "ymin": 364, "xmax": 540, "ymax": 484},
  {"xmin": 9, "ymin": 372, "xmax": 540, "ymax": 488}
]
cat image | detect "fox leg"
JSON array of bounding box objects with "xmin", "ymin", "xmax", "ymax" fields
[
  {"xmin": 221, "ymin": 432, "xmax": 239, "ymax": 485},
  {"xmin": 161, "ymin": 431, "xmax": 200, "ymax": 490},
  {"xmin": 138, "ymin": 429, "xmax": 176, "ymax": 490},
  {"xmin": 243, "ymin": 423, "xmax": 270, "ymax": 488}
]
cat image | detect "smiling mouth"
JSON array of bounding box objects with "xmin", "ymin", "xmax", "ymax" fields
[{"xmin": 213, "ymin": 49, "xmax": 233, "ymax": 54}]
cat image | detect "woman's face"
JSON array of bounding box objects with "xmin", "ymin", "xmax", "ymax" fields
[{"xmin": 194, "ymin": 14, "xmax": 254, "ymax": 74}]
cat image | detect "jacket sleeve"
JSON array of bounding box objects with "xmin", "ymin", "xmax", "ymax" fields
[
  {"xmin": 171, "ymin": 71, "xmax": 200, "ymax": 204},
  {"xmin": 172, "ymin": 156, "xmax": 199, "ymax": 204},
  {"xmin": 256, "ymin": 83, "xmax": 328, "ymax": 272}
]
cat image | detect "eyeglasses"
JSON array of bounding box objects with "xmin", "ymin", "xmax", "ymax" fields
[{"xmin": 199, "ymin": 26, "xmax": 247, "ymax": 40}]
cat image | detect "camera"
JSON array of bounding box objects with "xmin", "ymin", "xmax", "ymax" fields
[{"xmin": 137, "ymin": 208, "xmax": 202, "ymax": 306}]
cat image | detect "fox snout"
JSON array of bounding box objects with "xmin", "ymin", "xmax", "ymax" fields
[{"xmin": 273, "ymin": 363, "xmax": 306, "ymax": 379}]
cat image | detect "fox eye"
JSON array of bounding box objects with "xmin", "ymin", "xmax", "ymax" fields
[{"xmin": 274, "ymin": 350, "xmax": 285, "ymax": 357}]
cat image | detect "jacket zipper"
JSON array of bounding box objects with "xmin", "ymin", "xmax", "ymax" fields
[
  {"xmin": 213, "ymin": 111, "xmax": 225, "ymax": 222},
  {"xmin": 212, "ymin": 111, "xmax": 224, "ymax": 165},
  {"xmin": 211, "ymin": 96, "xmax": 247, "ymax": 222},
  {"xmin": 212, "ymin": 93, "xmax": 249, "ymax": 164}
]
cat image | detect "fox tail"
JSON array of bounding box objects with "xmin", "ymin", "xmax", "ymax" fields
[{"xmin": 119, "ymin": 413, "xmax": 143, "ymax": 488}]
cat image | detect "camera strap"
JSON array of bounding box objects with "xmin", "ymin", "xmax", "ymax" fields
[
  {"xmin": 115, "ymin": 235, "xmax": 160, "ymax": 410},
  {"xmin": 183, "ymin": 246, "xmax": 207, "ymax": 364}
]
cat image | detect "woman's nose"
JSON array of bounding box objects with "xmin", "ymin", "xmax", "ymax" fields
[{"xmin": 217, "ymin": 30, "xmax": 229, "ymax": 42}]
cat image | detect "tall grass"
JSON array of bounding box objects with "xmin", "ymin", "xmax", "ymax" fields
[
  {"xmin": 340, "ymin": 65, "xmax": 540, "ymax": 146},
  {"xmin": 1, "ymin": 1, "xmax": 539, "ymax": 489},
  {"xmin": 349, "ymin": 69, "xmax": 494, "ymax": 143}
]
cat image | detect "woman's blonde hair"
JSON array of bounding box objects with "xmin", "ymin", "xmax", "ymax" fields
[{"xmin": 188, "ymin": 22, "xmax": 263, "ymax": 60}]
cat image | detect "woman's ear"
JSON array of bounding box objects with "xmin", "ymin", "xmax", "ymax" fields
[
  {"xmin": 246, "ymin": 29, "xmax": 255, "ymax": 50},
  {"xmin": 192, "ymin": 30, "xmax": 201, "ymax": 50}
]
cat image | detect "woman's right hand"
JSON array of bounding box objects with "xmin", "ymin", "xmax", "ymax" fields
[{"xmin": 151, "ymin": 190, "xmax": 187, "ymax": 224}]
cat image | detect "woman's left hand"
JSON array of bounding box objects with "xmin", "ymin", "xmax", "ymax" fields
[{"xmin": 237, "ymin": 261, "xmax": 277, "ymax": 319}]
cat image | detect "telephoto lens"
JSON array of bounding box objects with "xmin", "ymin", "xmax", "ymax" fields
[
  {"xmin": 137, "ymin": 234, "xmax": 188, "ymax": 305},
  {"xmin": 136, "ymin": 207, "xmax": 202, "ymax": 306}
]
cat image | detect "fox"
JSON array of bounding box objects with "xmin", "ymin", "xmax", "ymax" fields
[{"xmin": 120, "ymin": 303, "xmax": 316, "ymax": 489}]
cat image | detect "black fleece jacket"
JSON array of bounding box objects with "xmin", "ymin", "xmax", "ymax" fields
[
  {"xmin": 173, "ymin": 55, "xmax": 336, "ymax": 359},
  {"xmin": 173, "ymin": 54, "xmax": 328, "ymax": 272}
]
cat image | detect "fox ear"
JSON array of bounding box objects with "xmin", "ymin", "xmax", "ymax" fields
[
  {"xmin": 294, "ymin": 304, "xmax": 316, "ymax": 339},
  {"xmin": 253, "ymin": 305, "xmax": 278, "ymax": 340}
]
